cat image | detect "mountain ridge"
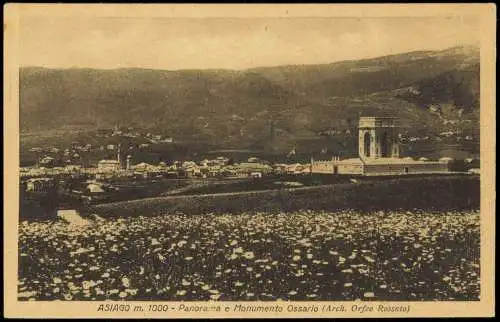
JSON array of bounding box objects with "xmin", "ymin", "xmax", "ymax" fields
[{"xmin": 20, "ymin": 45, "xmax": 480, "ymax": 154}]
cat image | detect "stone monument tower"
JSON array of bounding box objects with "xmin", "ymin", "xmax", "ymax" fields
[{"xmin": 358, "ymin": 117, "xmax": 400, "ymax": 159}]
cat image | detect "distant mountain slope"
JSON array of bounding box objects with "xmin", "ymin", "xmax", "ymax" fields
[
  {"xmin": 20, "ymin": 45, "xmax": 479, "ymax": 152},
  {"xmin": 251, "ymin": 46, "xmax": 479, "ymax": 99},
  {"xmin": 395, "ymin": 63, "xmax": 480, "ymax": 113}
]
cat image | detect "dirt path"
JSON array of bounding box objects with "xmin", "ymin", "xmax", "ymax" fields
[{"xmin": 161, "ymin": 178, "xmax": 249, "ymax": 196}]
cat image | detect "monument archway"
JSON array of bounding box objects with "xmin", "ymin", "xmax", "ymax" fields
[
  {"xmin": 381, "ymin": 132, "xmax": 389, "ymax": 157},
  {"xmin": 364, "ymin": 132, "xmax": 371, "ymax": 157}
]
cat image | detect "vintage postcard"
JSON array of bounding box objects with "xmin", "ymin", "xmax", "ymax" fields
[{"xmin": 3, "ymin": 3, "xmax": 496, "ymax": 318}]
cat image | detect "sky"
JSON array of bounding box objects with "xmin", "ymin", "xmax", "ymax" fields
[{"xmin": 18, "ymin": 16, "xmax": 480, "ymax": 70}]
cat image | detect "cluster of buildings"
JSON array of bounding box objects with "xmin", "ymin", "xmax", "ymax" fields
[
  {"xmin": 94, "ymin": 151, "xmax": 273, "ymax": 179},
  {"xmin": 21, "ymin": 117, "xmax": 479, "ymax": 196},
  {"xmin": 436, "ymin": 131, "xmax": 475, "ymax": 141},
  {"xmin": 97, "ymin": 127, "xmax": 174, "ymax": 144},
  {"xmin": 27, "ymin": 127, "xmax": 175, "ymax": 169}
]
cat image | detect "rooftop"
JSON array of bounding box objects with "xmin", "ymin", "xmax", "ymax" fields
[
  {"xmin": 359, "ymin": 116, "xmax": 399, "ymax": 128},
  {"xmin": 359, "ymin": 116, "xmax": 398, "ymax": 120},
  {"xmin": 98, "ymin": 160, "xmax": 120, "ymax": 164},
  {"xmin": 27, "ymin": 177, "xmax": 53, "ymax": 182}
]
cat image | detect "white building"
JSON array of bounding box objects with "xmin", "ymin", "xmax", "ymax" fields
[
  {"xmin": 98, "ymin": 160, "xmax": 121, "ymax": 171},
  {"xmin": 26, "ymin": 177, "xmax": 55, "ymax": 192}
]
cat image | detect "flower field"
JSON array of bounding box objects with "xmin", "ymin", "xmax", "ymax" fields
[{"xmin": 18, "ymin": 210, "xmax": 480, "ymax": 301}]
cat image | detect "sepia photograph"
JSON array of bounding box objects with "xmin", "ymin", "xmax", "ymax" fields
[{"xmin": 3, "ymin": 3, "xmax": 495, "ymax": 318}]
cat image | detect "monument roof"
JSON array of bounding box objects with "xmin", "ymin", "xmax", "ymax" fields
[{"xmin": 359, "ymin": 116, "xmax": 399, "ymax": 128}]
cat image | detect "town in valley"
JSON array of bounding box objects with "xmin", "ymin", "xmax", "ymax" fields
[{"xmin": 20, "ymin": 116, "xmax": 480, "ymax": 219}]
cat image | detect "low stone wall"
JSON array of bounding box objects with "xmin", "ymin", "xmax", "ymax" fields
[
  {"xmin": 310, "ymin": 162, "xmax": 333, "ymax": 174},
  {"xmin": 312, "ymin": 159, "xmax": 447, "ymax": 176},
  {"xmin": 338, "ymin": 163, "xmax": 364, "ymax": 175},
  {"xmin": 364, "ymin": 162, "xmax": 448, "ymax": 176},
  {"xmin": 311, "ymin": 161, "xmax": 364, "ymax": 175}
]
